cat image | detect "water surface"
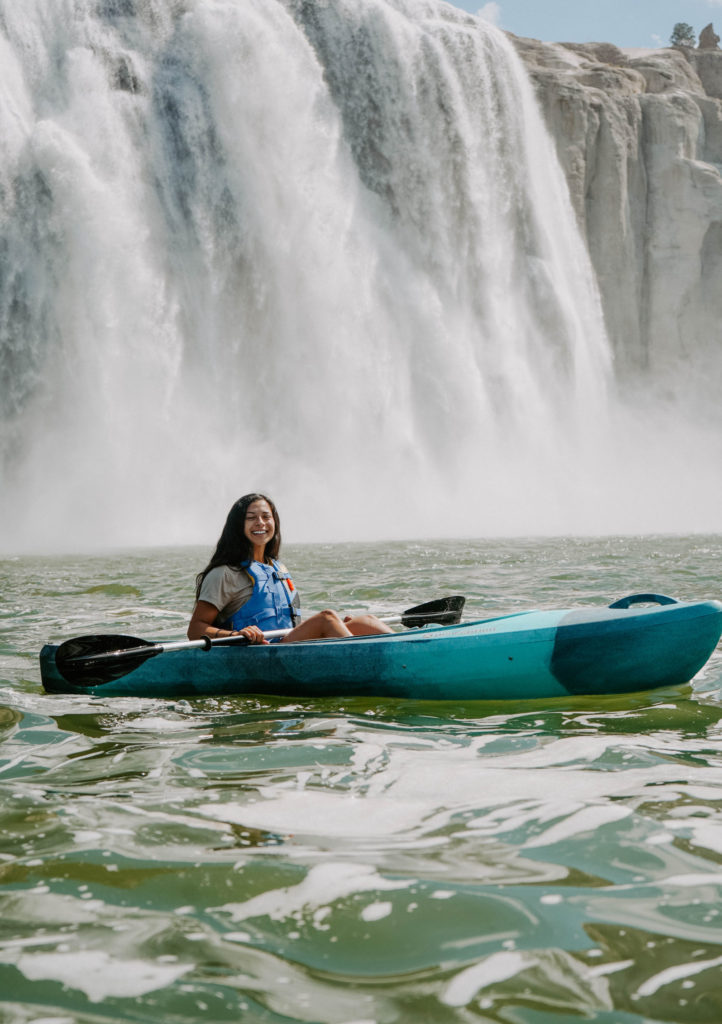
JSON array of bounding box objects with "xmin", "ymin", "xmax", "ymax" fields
[{"xmin": 1, "ymin": 536, "xmax": 721, "ymax": 1023}]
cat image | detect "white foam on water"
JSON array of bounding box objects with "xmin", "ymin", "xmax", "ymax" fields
[
  {"xmin": 634, "ymin": 953, "xmax": 722, "ymax": 998},
  {"xmin": 522, "ymin": 804, "xmax": 632, "ymax": 849},
  {"xmin": 198, "ymin": 789, "xmax": 446, "ymax": 838},
  {"xmin": 8, "ymin": 949, "xmax": 192, "ymax": 1002},
  {"xmin": 213, "ymin": 861, "xmax": 412, "ymax": 923},
  {"xmin": 360, "ymin": 900, "xmax": 393, "ymax": 921},
  {"xmin": 441, "ymin": 950, "xmax": 536, "ymax": 1006}
]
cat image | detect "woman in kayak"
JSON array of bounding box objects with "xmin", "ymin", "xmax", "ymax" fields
[{"xmin": 187, "ymin": 493, "xmax": 393, "ymax": 644}]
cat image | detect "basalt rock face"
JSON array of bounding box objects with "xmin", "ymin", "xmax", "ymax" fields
[
  {"xmin": 698, "ymin": 23, "xmax": 720, "ymax": 50},
  {"xmin": 511, "ymin": 36, "xmax": 722, "ymax": 399}
]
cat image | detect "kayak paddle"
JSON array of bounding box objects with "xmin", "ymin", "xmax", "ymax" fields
[{"xmin": 52, "ymin": 596, "xmax": 466, "ymax": 687}]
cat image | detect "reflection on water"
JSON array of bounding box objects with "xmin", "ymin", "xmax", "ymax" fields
[{"xmin": 1, "ymin": 536, "xmax": 722, "ymax": 1022}]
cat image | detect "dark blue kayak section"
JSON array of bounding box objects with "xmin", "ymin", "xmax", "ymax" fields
[
  {"xmin": 39, "ymin": 596, "xmax": 722, "ymax": 701},
  {"xmin": 550, "ymin": 600, "xmax": 722, "ymax": 695}
]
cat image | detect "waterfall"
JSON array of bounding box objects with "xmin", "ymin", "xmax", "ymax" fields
[{"xmin": 0, "ymin": 0, "xmax": 697, "ymax": 550}]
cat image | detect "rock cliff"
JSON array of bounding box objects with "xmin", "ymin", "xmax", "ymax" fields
[{"xmin": 511, "ymin": 35, "xmax": 722, "ymax": 403}]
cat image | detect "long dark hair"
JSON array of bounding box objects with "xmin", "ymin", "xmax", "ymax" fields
[{"xmin": 195, "ymin": 493, "xmax": 282, "ymax": 599}]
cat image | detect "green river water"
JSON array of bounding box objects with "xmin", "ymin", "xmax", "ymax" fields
[{"xmin": 1, "ymin": 535, "xmax": 721, "ymax": 1024}]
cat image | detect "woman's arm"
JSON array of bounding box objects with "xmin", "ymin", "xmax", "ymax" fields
[
  {"xmin": 188, "ymin": 600, "xmax": 227, "ymax": 640},
  {"xmin": 187, "ymin": 600, "xmax": 268, "ymax": 644}
]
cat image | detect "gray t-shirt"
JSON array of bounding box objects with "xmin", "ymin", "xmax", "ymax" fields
[{"xmin": 198, "ymin": 565, "xmax": 254, "ymax": 626}]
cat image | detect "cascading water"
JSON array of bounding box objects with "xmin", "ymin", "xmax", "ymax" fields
[{"xmin": 0, "ymin": 0, "xmax": 710, "ymax": 551}]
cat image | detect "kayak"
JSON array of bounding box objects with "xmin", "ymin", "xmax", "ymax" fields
[{"xmin": 39, "ymin": 594, "xmax": 722, "ymax": 700}]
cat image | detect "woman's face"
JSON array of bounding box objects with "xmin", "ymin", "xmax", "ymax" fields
[{"xmin": 244, "ymin": 498, "xmax": 276, "ymax": 555}]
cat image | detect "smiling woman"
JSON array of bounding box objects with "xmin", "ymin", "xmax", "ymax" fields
[{"xmin": 187, "ymin": 494, "xmax": 394, "ymax": 644}]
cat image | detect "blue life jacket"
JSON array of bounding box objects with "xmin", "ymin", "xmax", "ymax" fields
[{"xmin": 222, "ymin": 560, "xmax": 301, "ymax": 632}]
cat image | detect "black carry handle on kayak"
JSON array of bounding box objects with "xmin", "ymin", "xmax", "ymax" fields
[
  {"xmin": 52, "ymin": 596, "xmax": 467, "ymax": 687},
  {"xmin": 608, "ymin": 593, "xmax": 677, "ymax": 609}
]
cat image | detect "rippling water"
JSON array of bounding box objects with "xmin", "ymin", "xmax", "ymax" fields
[{"xmin": 1, "ymin": 536, "xmax": 722, "ymax": 1023}]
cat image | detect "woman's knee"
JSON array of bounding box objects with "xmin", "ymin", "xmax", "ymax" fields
[
  {"xmin": 310, "ymin": 609, "xmax": 349, "ymax": 636},
  {"xmin": 316, "ymin": 609, "xmax": 344, "ymax": 627}
]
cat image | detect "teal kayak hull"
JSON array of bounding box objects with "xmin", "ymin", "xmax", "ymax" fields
[{"xmin": 39, "ymin": 597, "xmax": 722, "ymax": 700}]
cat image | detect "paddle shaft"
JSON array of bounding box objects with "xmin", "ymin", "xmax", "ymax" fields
[{"xmin": 85, "ymin": 626, "xmax": 294, "ymax": 666}]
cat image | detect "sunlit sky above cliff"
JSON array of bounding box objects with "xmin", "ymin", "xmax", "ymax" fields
[{"xmin": 450, "ymin": 0, "xmax": 722, "ymax": 49}]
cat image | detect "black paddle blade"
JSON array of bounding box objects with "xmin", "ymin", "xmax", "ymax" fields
[
  {"xmin": 55, "ymin": 634, "xmax": 159, "ymax": 685},
  {"xmin": 401, "ymin": 595, "xmax": 465, "ymax": 628}
]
